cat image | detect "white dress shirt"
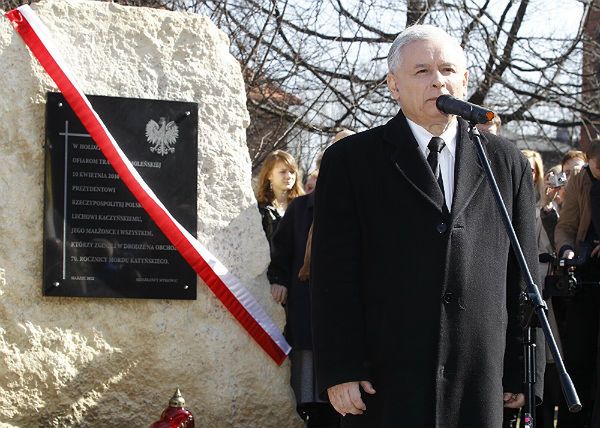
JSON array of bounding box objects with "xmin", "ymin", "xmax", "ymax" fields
[{"xmin": 406, "ymin": 118, "xmax": 458, "ymax": 209}]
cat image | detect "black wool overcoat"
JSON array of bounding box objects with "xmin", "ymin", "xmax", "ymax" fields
[{"xmin": 310, "ymin": 112, "xmax": 541, "ymax": 428}]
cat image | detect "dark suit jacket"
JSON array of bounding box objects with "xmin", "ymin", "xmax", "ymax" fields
[{"xmin": 310, "ymin": 111, "xmax": 541, "ymax": 428}]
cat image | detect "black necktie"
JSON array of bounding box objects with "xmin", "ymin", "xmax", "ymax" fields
[{"xmin": 427, "ymin": 137, "xmax": 446, "ymax": 196}]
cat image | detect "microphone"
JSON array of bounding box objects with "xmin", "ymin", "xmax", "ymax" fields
[{"xmin": 436, "ymin": 94, "xmax": 495, "ymax": 124}]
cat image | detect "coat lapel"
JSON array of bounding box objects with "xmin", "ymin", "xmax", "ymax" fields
[
  {"xmin": 385, "ymin": 112, "xmax": 446, "ymax": 214},
  {"xmin": 450, "ymin": 119, "xmax": 485, "ymax": 219}
]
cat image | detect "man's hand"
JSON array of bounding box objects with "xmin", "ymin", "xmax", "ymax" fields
[
  {"xmin": 327, "ymin": 381, "xmax": 376, "ymax": 416},
  {"xmin": 503, "ymin": 392, "xmax": 525, "ymax": 409},
  {"xmin": 543, "ymin": 185, "xmax": 559, "ymax": 207},
  {"xmin": 563, "ymin": 249, "xmax": 576, "ymax": 260},
  {"xmin": 591, "ymin": 240, "xmax": 600, "ymax": 258},
  {"xmin": 270, "ymin": 284, "xmax": 287, "ymax": 304}
]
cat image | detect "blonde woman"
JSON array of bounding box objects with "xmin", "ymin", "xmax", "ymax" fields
[
  {"xmin": 521, "ymin": 150, "xmax": 553, "ymax": 285},
  {"xmin": 255, "ymin": 150, "xmax": 304, "ymax": 248},
  {"xmin": 521, "ymin": 150, "xmax": 546, "ymax": 206},
  {"xmin": 522, "ymin": 149, "xmax": 565, "ymax": 428}
]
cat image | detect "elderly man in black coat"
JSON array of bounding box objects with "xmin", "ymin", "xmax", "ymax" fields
[{"xmin": 310, "ymin": 24, "xmax": 541, "ymax": 428}]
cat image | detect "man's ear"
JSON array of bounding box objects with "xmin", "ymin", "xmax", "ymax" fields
[
  {"xmin": 386, "ymin": 73, "xmax": 400, "ymax": 102},
  {"xmin": 462, "ymin": 69, "xmax": 469, "ymax": 92}
]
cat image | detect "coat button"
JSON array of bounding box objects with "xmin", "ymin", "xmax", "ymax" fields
[
  {"xmin": 442, "ymin": 292, "xmax": 453, "ymax": 304},
  {"xmin": 437, "ymin": 223, "xmax": 447, "ymax": 234}
]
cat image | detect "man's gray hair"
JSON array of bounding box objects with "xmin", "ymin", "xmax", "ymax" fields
[{"xmin": 387, "ymin": 24, "xmax": 466, "ymax": 73}]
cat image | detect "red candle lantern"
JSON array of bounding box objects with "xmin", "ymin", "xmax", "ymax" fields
[{"xmin": 149, "ymin": 388, "xmax": 195, "ymax": 428}]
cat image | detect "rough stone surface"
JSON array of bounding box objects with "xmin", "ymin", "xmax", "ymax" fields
[{"xmin": 0, "ymin": 1, "xmax": 301, "ymax": 426}]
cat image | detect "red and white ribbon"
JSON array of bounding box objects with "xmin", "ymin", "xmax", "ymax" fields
[{"xmin": 5, "ymin": 5, "xmax": 290, "ymax": 365}]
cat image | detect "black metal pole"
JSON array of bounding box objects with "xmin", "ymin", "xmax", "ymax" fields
[
  {"xmin": 521, "ymin": 310, "xmax": 536, "ymax": 428},
  {"xmin": 468, "ymin": 124, "xmax": 581, "ymax": 424}
]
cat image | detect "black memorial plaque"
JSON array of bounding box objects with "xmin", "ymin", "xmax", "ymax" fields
[{"xmin": 43, "ymin": 92, "xmax": 198, "ymax": 299}]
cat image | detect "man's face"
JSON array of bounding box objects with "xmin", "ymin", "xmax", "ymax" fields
[
  {"xmin": 588, "ymin": 158, "xmax": 600, "ymax": 180},
  {"xmin": 304, "ymin": 175, "xmax": 317, "ymax": 194},
  {"xmin": 387, "ymin": 38, "xmax": 469, "ymax": 135},
  {"xmin": 563, "ymin": 158, "xmax": 585, "ymax": 181}
]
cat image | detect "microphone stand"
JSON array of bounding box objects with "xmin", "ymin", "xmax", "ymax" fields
[{"xmin": 468, "ymin": 124, "xmax": 581, "ymax": 427}]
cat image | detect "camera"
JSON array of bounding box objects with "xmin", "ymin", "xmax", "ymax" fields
[
  {"xmin": 548, "ymin": 172, "xmax": 568, "ymax": 188},
  {"xmin": 539, "ymin": 252, "xmax": 580, "ymax": 298},
  {"xmin": 539, "ymin": 247, "xmax": 600, "ymax": 298}
]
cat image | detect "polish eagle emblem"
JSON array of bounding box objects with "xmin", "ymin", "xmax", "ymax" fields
[{"xmin": 145, "ymin": 117, "xmax": 179, "ymax": 156}]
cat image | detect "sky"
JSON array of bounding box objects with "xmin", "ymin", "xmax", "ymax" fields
[{"xmin": 523, "ymin": 0, "xmax": 585, "ymax": 37}]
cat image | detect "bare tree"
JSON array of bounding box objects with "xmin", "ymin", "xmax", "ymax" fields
[
  {"xmin": 154, "ymin": 0, "xmax": 596, "ymax": 169},
  {"xmin": 6, "ymin": 0, "xmax": 597, "ymax": 171}
]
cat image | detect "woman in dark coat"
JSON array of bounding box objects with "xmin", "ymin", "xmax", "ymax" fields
[
  {"xmin": 255, "ymin": 149, "xmax": 305, "ymax": 304},
  {"xmin": 255, "ymin": 150, "xmax": 304, "ymax": 246},
  {"xmin": 269, "ymin": 192, "xmax": 340, "ymax": 428}
]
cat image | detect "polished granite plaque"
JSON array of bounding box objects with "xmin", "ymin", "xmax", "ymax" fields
[{"xmin": 43, "ymin": 92, "xmax": 198, "ymax": 299}]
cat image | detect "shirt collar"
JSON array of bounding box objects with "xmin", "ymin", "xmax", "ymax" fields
[{"xmin": 405, "ymin": 117, "xmax": 458, "ymax": 158}]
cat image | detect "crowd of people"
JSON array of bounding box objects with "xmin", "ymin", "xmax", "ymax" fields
[{"xmin": 252, "ymin": 24, "xmax": 600, "ymax": 428}]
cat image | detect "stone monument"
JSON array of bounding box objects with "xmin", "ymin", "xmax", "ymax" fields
[{"xmin": 0, "ymin": 1, "xmax": 301, "ymax": 426}]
